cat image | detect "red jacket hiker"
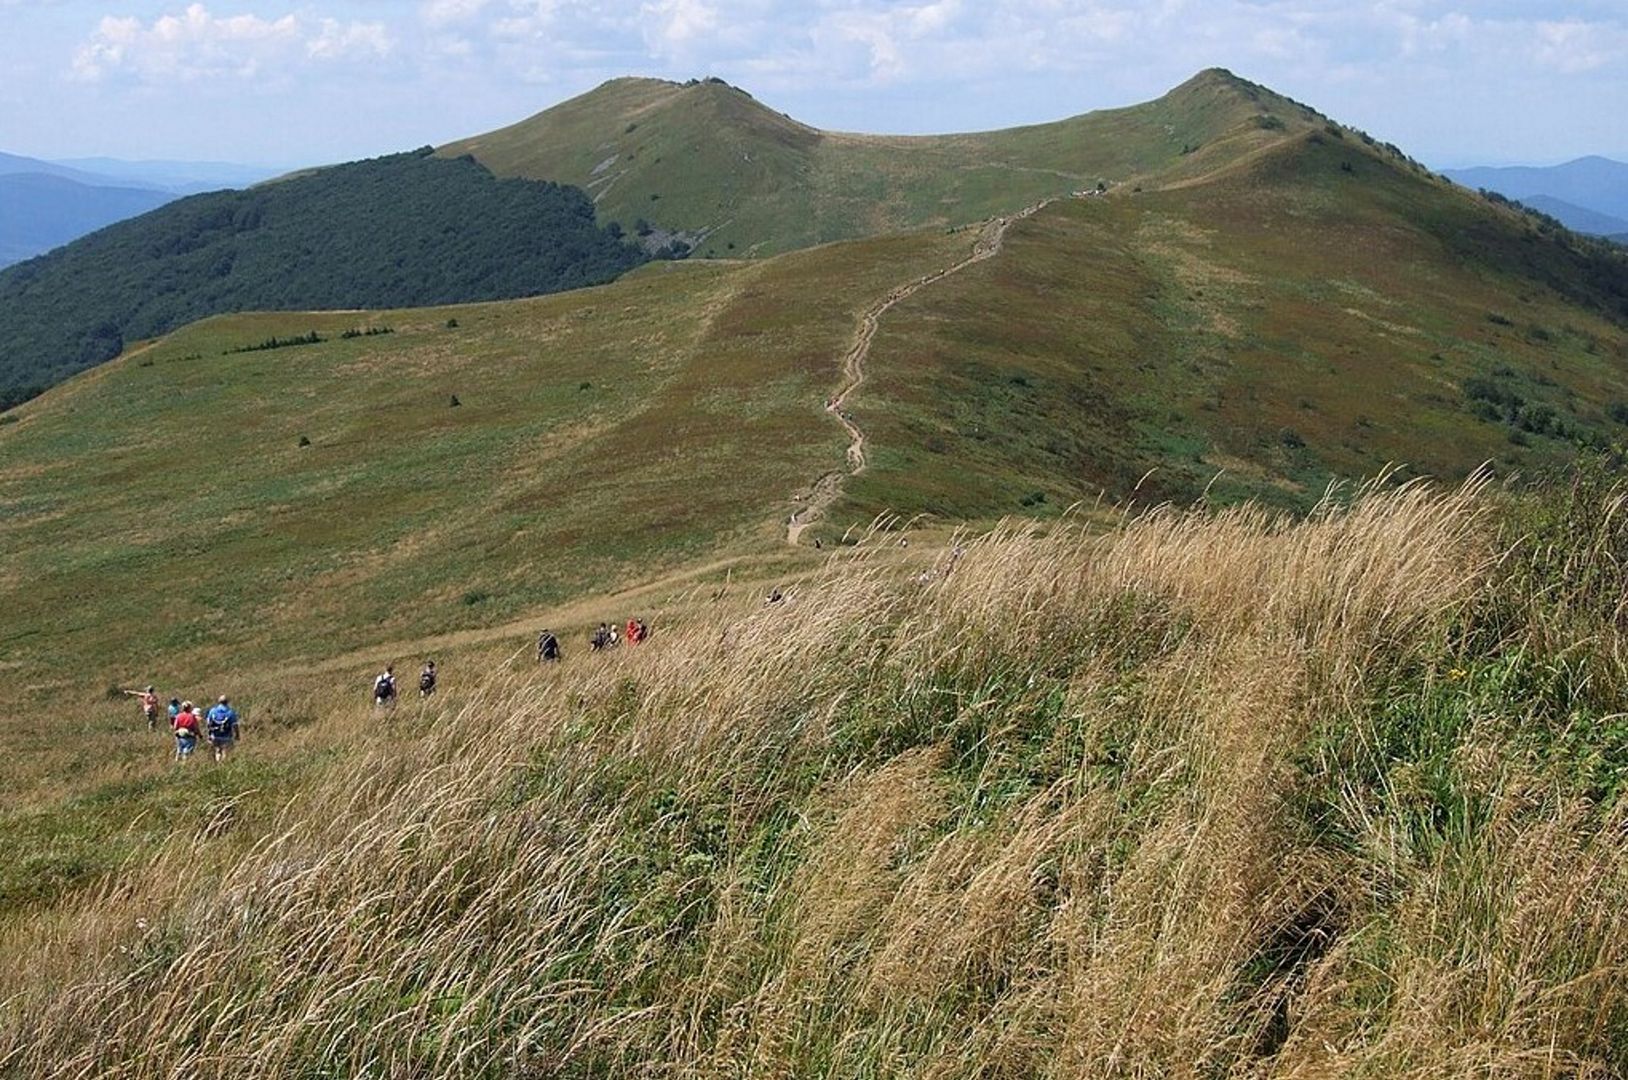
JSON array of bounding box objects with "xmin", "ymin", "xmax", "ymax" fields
[{"xmin": 173, "ymin": 708, "xmax": 200, "ymax": 736}]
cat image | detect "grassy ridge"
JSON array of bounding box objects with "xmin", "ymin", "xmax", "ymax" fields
[
  {"xmin": 10, "ymin": 477, "xmax": 1628, "ymax": 1074},
  {"xmin": 441, "ymin": 69, "xmax": 1318, "ymax": 257},
  {"xmin": 833, "ymin": 133, "xmax": 1628, "ymax": 525}
]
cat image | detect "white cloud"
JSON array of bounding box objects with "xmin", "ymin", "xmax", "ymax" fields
[
  {"xmin": 71, "ymin": 3, "xmax": 393, "ymax": 82},
  {"xmin": 307, "ymin": 19, "xmax": 394, "ymax": 61},
  {"xmin": 1533, "ymin": 18, "xmax": 1625, "ymax": 74},
  {"xmin": 640, "ymin": 0, "xmax": 719, "ymax": 60},
  {"xmin": 421, "ymin": 0, "xmax": 493, "ymax": 28}
]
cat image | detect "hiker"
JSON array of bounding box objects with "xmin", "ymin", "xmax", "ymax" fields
[
  {"xmin": 373, "ymin": 666, "xmax": 397, "ymax": 708},
  {"xmin": 765, "ymin": 586, "xmax": 784, "ymax": 605},
  {"xmin": 625, "ymin": 617, "xmax": 642, "ymax": 646},
  {"xmin": 538, "ymin": 630, "xmax": 561, "ymax": 663},
  {"xmin": 607, "ymin": 623, "xmax": 620, "ymax": 648},
  {"xmin": 205, "ymin": 696, "xmax": 239, "ymax": 763},
  {"xmin": 419, "ymin": 660, "xmax": 437, "ymax": 698},
  {"xmin": 167, "ymin": 696, "xmax": 182, "ymax": 723},
  {"xmin": 636, "ymin": 617, "xmax": 649, "ymax": 643},
  {"xmin": 591, "ymin": 623, "xmax": 610, "ymax": 652},
  {"xmin": 173, "ymin": 700, "xmax": 201, "ymax": 762},
  {"xmin": 124, "ymin": 685, "xmax": 160, "ymax": 731}
]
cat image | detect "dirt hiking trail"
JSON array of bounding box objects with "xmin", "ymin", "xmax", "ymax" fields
[{"xmin": 786, "ymin": 199, "xmax": 1054, "ymax": 544}]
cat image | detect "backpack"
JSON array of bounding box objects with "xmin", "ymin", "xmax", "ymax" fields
[
  {"xmin": 207, "ymin": 708, "xmax": 233, "ymax": 737},
  {"xmin": 375, "ymin": 675, "xmax": 395, "ymax": 699},
  {"xmin": 419, "ymin": 670, "xmax": 435, "ymax": 692}
]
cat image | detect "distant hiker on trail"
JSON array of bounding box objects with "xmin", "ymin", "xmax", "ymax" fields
[
  {"xmin": 124, "ymin": 685, "xmax": 160, "ymax": 731},
  {"xmin": 590, "ymin": 624, "xmax": 610, "ymax": 652},
  {"xmin": 167, "ymin": 697, "xmax": 182, "ymax": 723},
  {"xmin": 607, "ymin": 624, "xmax": 620, "ymax": 649},
  {"xmin": 765, "ymin": 586, "xmax": 784, "ymax": 606},
  {"xmin": 419, "ymin": 660, "xmax": 437, "ymax": 698},
  {"xmin": 205, "ymin": 696, "xmax": 238, "ymax": 763},
  {"xmin": 625, "ymin": 618, "xmax": 644, "ymax": 646},
  {"xmin": 538, "ymin": 630, "xmax": 561, "ymax": 663},
  {"xmin": 173, "ymin": 701, "xmax": 201, "ymax": 762},
  {"xmin": 373, "ymin": 666, "xmax": 397, "ymax": 709},
  {"xmin": 636, "ymin": 618, "xmax": 649, "ymax": 643}
]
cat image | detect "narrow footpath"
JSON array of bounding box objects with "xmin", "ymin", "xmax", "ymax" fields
[{"xmin": 786, "ymin": 199, "xmax": 1054, "ymax": 544}]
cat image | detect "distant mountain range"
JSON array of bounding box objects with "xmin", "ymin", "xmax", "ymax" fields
[
  {"xmin": 0, "ymin": 151, "xmax": 285, "ymax": 268},
  {"xmin": 1444, "ymin": 156, "xmax": 1628, "ymax": 237},
  {"xmin": 0, "ymin": 173, "xmax": 174, "ymax": 266}
]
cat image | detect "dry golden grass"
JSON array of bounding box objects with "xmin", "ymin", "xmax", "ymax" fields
[{"xmin": 7, "ymin": 475, "xmax": 1628, "ymax": 1077}]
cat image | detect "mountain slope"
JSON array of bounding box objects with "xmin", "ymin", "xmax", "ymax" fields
[
  {"xmin": 441, "ymin": 69, "xmax": 1321, "ymax": 256},
  {"xmin": 0, "ymin": 172, "xmax": 176, "ymax": 268},
  {"xmin": 0, "ymin": 149, "xmax": 644, "ymax": 405},
  {"xmin": 838, "ymin": 130, "xmax": 1628, "ymax": 521}
]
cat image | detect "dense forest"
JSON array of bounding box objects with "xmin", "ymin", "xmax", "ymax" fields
[{"xmin": 0, "ymin": 149, "xmax": 646, "ymax": 405}]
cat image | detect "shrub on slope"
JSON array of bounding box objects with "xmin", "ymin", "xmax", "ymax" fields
[
  {"xmin": 10, "ymin": 477, "xmax": 1628, "ymax": 1075},
  {"xmin": 0, "ymin": 148, "xmax": 646, "ymax": 400}
]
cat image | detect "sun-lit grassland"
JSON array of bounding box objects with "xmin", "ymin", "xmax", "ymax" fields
[
  {"xmin": 442, "ymin": 68, "xmax": 1317, "ymax": 257},
  {"xmin": 0, "ymin": 227, "xmax": 969, "ymax": 909},
  {"xmin": 827, "ymin": 134, "xmax": 1628, "ymax": 531},
  {"xmin": 10, "ymin": 475, "xmax": 1628, "ymax": 1075}
]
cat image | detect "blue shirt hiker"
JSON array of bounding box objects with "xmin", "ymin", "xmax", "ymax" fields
[{"xmin": 205, "ymin": 696, "xmax": 239, "ymax": 761}]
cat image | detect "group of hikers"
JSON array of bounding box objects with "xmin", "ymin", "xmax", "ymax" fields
[
  {"xmin": 130, "ymin": 615, "xmax": 657, "ymax": 758},
  {"xmin": 588, "ymin": 617, "xmax": 649, "ymax": 653},
  {"xmin": 370, "ymin": 660, "xmax": 437, "ymax": 708},
  {"xmin": 535, "ymin": 617, "xmax": 649, "ymax": 661},
  {"xmin": 123, "ymin": 686, "xmax": 240, "ymax": 763}
]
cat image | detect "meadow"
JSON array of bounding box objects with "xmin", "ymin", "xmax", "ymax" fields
[
  {"xmin": 7, "ymin": 470, "xmax": 1628, "ymax": 1075},
  {"xmin": 0, "ymin": 228, "xmax": 967, "ymax": 908}
]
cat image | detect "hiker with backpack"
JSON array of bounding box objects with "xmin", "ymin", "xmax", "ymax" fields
[
  {"xmin": 538, "ymin": 630, "xmax": 561, "ymax": 663},
  {"xmin": 205, "ymin": 696, "xmax": 238, "ymax": 763},
  {"xmin": 124, "ymin": 685, "xmax": 160, "ymax": 731},
  {"xmin": 173, "ymin": 700, "xmax": 201, "ymax": 762},
  {"xmin": 590, "ymin": 624, "xmax": 610, "ymax": 652},
  {"xmin": 373, "ymin": 666, "xmax": 397, "ymax": 709},
  {"xmin": 419, "ymin": 660, "xmax": 437, "ymax": 698},
  {"xmin": 373, "ymin": 666, "xmax": 397, "ymax": 705}
]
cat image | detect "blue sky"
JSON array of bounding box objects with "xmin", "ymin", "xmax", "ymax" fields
[{"xmin": 1, "ymin": 1, "xmax": 1624, "ymax": 169}]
